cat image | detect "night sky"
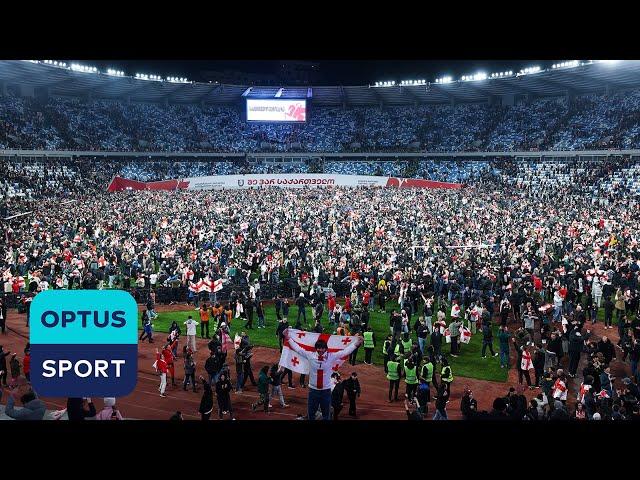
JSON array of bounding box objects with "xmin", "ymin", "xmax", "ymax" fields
[{"xmin": 74, "ymin": 60, "xmax": 560, "ymax": 85}]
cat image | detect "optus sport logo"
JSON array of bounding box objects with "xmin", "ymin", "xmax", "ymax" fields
[{"xmin": 30, "ymin": 290, "xmax": 138, "ymax": 397}]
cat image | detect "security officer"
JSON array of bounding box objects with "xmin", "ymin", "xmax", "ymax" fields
[
  {"xmin": 394, "ymin": 332, "xmax": 413, "ymax": 358},
  {"xmin": 440, "ymin": 356, "xmax": 454, "ymax": 395},
  {"xmin": 363, "ymin": 326, "xmax": 376, "ymax": 365},
  {"xmin": 404, "ymin": 357, "xmax": 419, "ymax": 400},
  {"xmin": 419, "ymin": 357, "xmax": 434, "ymax": 403},
  {"xmin": 382, "ymin": 335, "xmax": 392, "ymax": 373},
  {"xmin": 386, "ymin": 355, "xmax": 402, "ymax": 402}
]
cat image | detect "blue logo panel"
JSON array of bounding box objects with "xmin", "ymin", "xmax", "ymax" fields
[
  {"xmin": 29, "ymin": 290, "xmax": 138, "ymax": 397},
  {"xmin": 30, "ymin": 344, "xmax": 138, "ymax": 397},
  {"xmin": 30, "ymin": 290, "xmax": 138, "ymax": 344}
]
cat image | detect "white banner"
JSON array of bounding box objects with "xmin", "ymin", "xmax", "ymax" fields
[{"xmin": 182, "ymin": 173, "xmax": 389, "ymax": 190}]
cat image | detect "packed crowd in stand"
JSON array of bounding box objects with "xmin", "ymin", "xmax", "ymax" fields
[
  {"xmin": 3, "ymin": 88, "xmax": 640, "ymax": 152},
  {"xmin": 1, "ymin": 154, "xmax": 640, "ymax": 420}
]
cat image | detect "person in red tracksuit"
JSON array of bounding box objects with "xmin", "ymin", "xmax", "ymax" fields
[
  {"xmin": 23, "ymin": 346, "xmax": 30, "ymax": 382},
  {"xmin": 156, "ymin": 348, "xmax": 168, "ymax": 397},
  {"xmin": 162, "ymin": 343, "xmax": 177, "ymax": 387},
  {"xmin": 327, "ymin": 295, "xmax": 336, "ymax": 325}
]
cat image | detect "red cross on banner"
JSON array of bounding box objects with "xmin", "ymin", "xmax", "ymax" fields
[
  {"xmin": 297, "ymin": 332, "xmax": 306, "ymax": 338},
  {"xmin": 341, "ymin": 337, "xmax": 352, "ymax": 345},
  {"xmin": 291, "ymin": 356, "xmax": 299, "ymax": 367}
]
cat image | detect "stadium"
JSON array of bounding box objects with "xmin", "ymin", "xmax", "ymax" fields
[{"xmin": 1, "ymin": 59, "xmax": 639, "ymax": 421}]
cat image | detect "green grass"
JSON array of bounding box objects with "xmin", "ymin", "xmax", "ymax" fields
[{"xmin": 139, "ymin": 301, "xmax": 509, "ymax": 382}]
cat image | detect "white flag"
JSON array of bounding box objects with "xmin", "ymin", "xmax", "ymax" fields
[{"xmin": 278, "ymin": 328, "xmax": 355, "ymax": 375}]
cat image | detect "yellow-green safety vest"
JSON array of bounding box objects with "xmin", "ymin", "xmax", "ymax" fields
[
  {"xmin": 383, "ymin": 340, "xmax": 391, "ymax": 355},
  {"xmin": 421, "ymin": 362, "xmax": 434, "ymax": 383},
  {"xmin": 402, "ymin": 338, "xmax": 412, "ymax": 353},
  {"xmin": 441, "ymin": 365, "xmax": 453, "ymax": 383},
  {"xmin": 404, "ymin": 360, "xmax": 418, "ymax": 384},
  {"xmin": 387, "ymin": 361, "xmax": 400, "ymax": 381},
  {"xmin": 364, "ymin": 331, "xmax": 374, "ymax": 349}
]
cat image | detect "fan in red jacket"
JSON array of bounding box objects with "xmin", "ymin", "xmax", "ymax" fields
[
  {"xmin": 155, "ymin": 349, "xmax": 168, "ymax": 397},
  {"xmin": 344, "ymin": 296, "xmax": 352, "ymax": 313},
  {"xmin": 162, "ymin": 343, "xmax": 177, "ymax": 387},
  {"xmin": 328, "ymin": 295, "xmax": 336, "ymax": 313}
]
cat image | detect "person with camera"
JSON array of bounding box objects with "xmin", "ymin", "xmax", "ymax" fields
[
  {"xmin": 95, "ymin": 397, "xmax": 124, "ymax": 420},
  {"xmin": 405, "ymin": 393, "xmax": 423, "ymax": 420}
]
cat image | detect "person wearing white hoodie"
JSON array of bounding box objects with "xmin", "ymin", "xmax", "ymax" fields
[{"xmin": 95, "ymin": 397, "xmax": 124, "ymax": 420}]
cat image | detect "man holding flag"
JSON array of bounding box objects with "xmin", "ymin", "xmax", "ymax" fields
[{"xmin": 282, "ymin": 328, "xmax": 363, "ymax": 420}]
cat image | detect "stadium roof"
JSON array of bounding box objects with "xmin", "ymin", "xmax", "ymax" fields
[{"xmin": 1, "ymin": 60, "xmax": 640, "ymax": 106}]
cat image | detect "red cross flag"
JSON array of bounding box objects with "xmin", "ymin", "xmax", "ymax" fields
[
  {"xmin": 188, "ymin": 277, "xmax": 224, "ymax": 293},
  {"xmin": 460, "ymin": 326, "xmax": 472, "ymax": 344},
  {"xmin": 278, "ymin": 329, "xmax": 355, "ymax": 375}
]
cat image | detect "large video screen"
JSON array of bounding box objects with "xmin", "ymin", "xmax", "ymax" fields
[{"xmin": 246, "ymin": 98, "xmax": 307, "ymax": 122}]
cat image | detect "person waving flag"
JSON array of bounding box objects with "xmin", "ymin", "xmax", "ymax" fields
[{"xmin": 281, "ymin": 328, "xmax": 363, "ymax": 420}]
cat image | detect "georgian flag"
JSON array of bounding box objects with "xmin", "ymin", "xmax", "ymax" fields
[
  {"xmin": 189, "ymin": 278, "xmax": 224, "ymax": 293},
  {"xmin": 445, "ymin": 326, "xmax": 471, "ymax": 344},
  {"xmin": 279, "ymin": 329, "xmax": 355, "ymax": 375},
  {"xmin": 2, "ymin": 268, "xmax": 12, "ymax": 281},
  {"xmin": 597, "ymin": 389, "xmax": 610, "ymax": 399},
  {"xmin": 460, "ymin": 327, "xmax": 472, "ymax": 344}
]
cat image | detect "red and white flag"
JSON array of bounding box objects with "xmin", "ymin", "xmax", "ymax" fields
[
  {"xmin": 460, "ymin": 327, "xmax": 472, "ymax": 344},
  {"xmin": 279, "ymin": 329, "xmax": 354, "ymax": 375},
  {"xmin": 234, "ymin": 334, "xmax": 242, "ymax": 350},
  {"xmin": 188, "ymin": 278, "xmax": 223, "ymax": 293}
]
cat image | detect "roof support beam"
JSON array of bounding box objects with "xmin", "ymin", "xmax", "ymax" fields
[
  {"xmin": 526, "ymin": 75, "xmax": 583, "ymax": 94},
  {"xmin": 164, "ymin": 83, "xmax": 194, "ymax": 102},
  {"xmin": 195, "ymin": 83, "xmax": 223, "ymax": 104},
  {"xmin": 430, "ymin": 84, "xmax": 461, "ymax": 105},
  {"xmin": 399, "ymin": 86, "xmax": 421, "ymax": 105}
]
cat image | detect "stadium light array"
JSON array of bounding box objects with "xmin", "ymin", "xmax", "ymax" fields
[
  {"xmin": 489, "ymin": 71, "xmax": 513, "ymax": 79},
  {"xmin": 106, "ymin": 68, "xmax": 125, "ymax": 77},
  {"xmin": 400, "ymin": 79, "xmax": 426, "ymax": 86},
  {"xmin": 42, "ymin": 60, "xmax": 66, "ymax": 68},
  {"xmin": 167, "ymin": 76, "xmax": 189, "ymax": 83},
  {"xmin": 518, "ymin": 66, "xmax": 541, "ymax": 76},
  {"xmin": 71, "ymin": 63, "xmax": 98, "ymax": 73},
  {"xmin": 135, "ymin": 73, "xmax": 163, "ymax": 81},
  {"xmin": 435, "ymin": 76, "xmax": 453, "ymax": 84},
  {"xmin": 461, "ymin": 72, "xmax": 487, "ymax": 82},
  {"xmin": 374, "ymin": 81, "xmax": 396, "ymax": 87},
  {"xmin": 552, "ymin": 61, "xmax": 580, "ymax": 69}
]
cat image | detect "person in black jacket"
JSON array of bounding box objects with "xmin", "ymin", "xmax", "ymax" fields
[
  {"xmin": 275, "ymin": 294, "xmax": 283, "ymax": 321},
  {"xmin": 533, "ymin": 346, "xmax": 545, "ymax": 387},
  {"xmin": 344, "ymin": 372, "xmax": 361, "ymax": 418},
  {"xmin": 66, "ymin": 397, "xmax": 97, "ymax": 421},
  {"xmin": 597, "ymin": 336, "xmax": 616, "ymax": 366},
  {"xmin": 0, "ymin": 298, "xmax": 6, "ymax": 334},
  {"xmin": 198, "ymin": 375, "xmax": 214, "ymax": 421},
  {"xmin": 460, "ymin": 388, "xmax": 477, "ymax": 420},
  {"xmin": 568, "ymin": 328, "xmax": 586, "ymax": 377},
  {"xmin": 430, "ymin": 327, "xmax": 443, "ymax": 360},
  {"xmin": 295, "ymin": 293, "xmax": 307, "ymax": 329},
  {"xmin": 0, "ymin": 346, "xmax": 10, "ymax": 387},
  {"xmin": 331, "ymin": 373, "xmax": 345, "ymax": 420},
  {"xmin": 276, "ymin": 318, "xmax": 289, "ymax": 352},
  {"xmin": 481, "ymin": 322, "xmax": 498, "ymax": 358},
  {"xmin": 215, "ymin": 372, "xmax": 235, "ymax": 420}
]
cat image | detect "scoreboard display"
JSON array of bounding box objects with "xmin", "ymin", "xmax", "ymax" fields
[{"xmin": 246, "ymin": 98, "xmax": 307, "ymax": 122}]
